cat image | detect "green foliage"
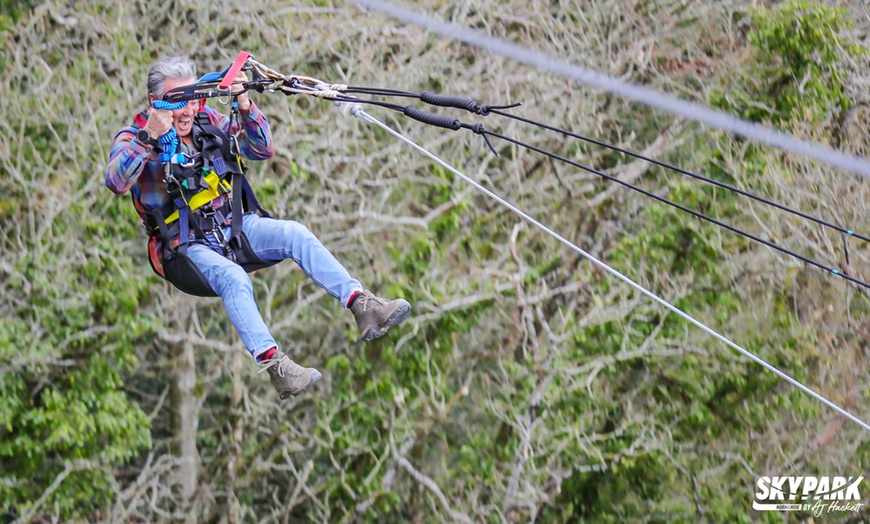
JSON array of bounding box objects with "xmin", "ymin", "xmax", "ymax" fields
[
  {"xmin": 0, "ymin": 0, "xmax": 34, "ymax": 31},
  {"xmin": 0, "ymin": 13, "xmax": 155, "ymax": 517},
  {"xmin": 710, "ymin": 0, "xmax": 863, "ymax": 125},
  {"xmin": 304, "ymin": 159, "xmax": 502, "ymax": 520},
  {"xmin": 0, "ymin": 229, "xmax": 154, "ymax": 519},
  {"xmin": 750, "ymin": 0, "xmax": 862, "ymax": 118},
  {"xmin": 609, "ymin": 178, "xmax": 743, "ymax": 284}
]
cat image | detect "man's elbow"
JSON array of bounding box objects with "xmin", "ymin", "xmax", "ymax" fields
[
  {"xmin": 105, "ymin": 171, "xmax": 128, "ymax": 195},
  {"xmin": 248, "ymin": 144, "xmax": 275, "ymax": 161}
]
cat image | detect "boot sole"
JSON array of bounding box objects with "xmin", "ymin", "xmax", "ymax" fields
[
  {"xmin": 280, "ymin": 370, "xmax": 323, "ymax": 400},
  {"xmin": 362, "ymin": 300, "xmax": 411, "ymax": 341}
]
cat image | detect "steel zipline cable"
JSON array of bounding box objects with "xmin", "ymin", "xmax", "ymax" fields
[{"xmin": 351, "ymin": 0, "xmax": 870, "ymax": 180}]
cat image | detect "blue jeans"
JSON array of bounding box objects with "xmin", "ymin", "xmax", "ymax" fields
[{"xmin": 186, "ymin": 213, "xmax": 362, "ymax": 359}]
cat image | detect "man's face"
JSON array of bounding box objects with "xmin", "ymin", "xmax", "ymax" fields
[{"xmin": 151, "ymin": 76, "xmax": 198, "ymax": 137}]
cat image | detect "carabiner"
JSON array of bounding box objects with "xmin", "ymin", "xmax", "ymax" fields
[{"xmin": 217, "ymin": 86, "xmax": 232, "ymax": 106}]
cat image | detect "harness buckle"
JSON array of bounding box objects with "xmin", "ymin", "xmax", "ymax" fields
[
  {"xmin": 168, "ymin": 152, "xmax": 198, "ymax": 168},
  {"xmin": 181, "ymin": 155, "xmax": 197, "ymax": 168},
  {"xmin": 199, "ymin": 205, "xmax": 216, "ymax": 218}
]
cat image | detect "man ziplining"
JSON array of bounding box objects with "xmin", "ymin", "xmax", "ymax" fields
[
  {"xmin": 102, "ymin": 50, "xmax": 870, "ymax": 430},
  {"xmin": 105, "ymin": 56, "xmax": 411, "ymax": 399}
]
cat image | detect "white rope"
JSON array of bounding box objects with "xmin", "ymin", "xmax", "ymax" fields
[
  {"xmin": 353, "ymin": 0, "xmax": 870, "ymax": 180},
  {"xmin": 346, "ymin": 105, "xmax": 870, "ymax": 432}
]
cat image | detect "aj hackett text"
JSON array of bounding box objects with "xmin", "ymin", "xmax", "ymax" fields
[{"xmin": 753, "ymin": 476, "xmax": 865, "ymax": 516}]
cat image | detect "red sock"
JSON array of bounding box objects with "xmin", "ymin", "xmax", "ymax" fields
[
  {"xmin": 258, "ymin": 347, "xmax": 277, "ymax": 362},
  {"xmin": 347, "ymin": 290, "xmax": 363, "ymax": 308}
]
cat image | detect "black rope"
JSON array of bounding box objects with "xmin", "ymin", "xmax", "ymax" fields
[
  {"xmin": 220, "ymin": 75, "xmax": 867, "ymax": 289},
  {"xmin": 344, "ymin": 86, "xmax": 419, "ymax": 97},
  {"xmin": 419, "ymin": 91, "xmax": 522, "ymax": 115},
  {"xmin": 460, "ymin": 122, "xmax": 498, "ymax": 156},
  {"xmin": 344, "ymin": 86, "xmax": 522, "ymax": 115},
  {"xmin": 279, "ymin": 80, "xmax": 870, "ymax": 289},
  {"xmin": 420, "ymin": 91, "xmax": 482, "ymax": 113},
  {"xmin": 402, "ymin": 106, "xmax": 460, "ymax": 130},
  {"xmin": 334, "ymin": 96, "xmax": 500, "ymax": 154},
  {"xmin": 488, "ymin": 109, "xmax": 870, "ymax": 244},
  {"xmin": 342, "ymin": 86, "xmax": 867, "ymax": 244},
  {"xmin": 481, "ymin": 128, "xmax": 870, "ymax": 291}
]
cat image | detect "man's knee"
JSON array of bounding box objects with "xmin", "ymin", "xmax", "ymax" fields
[
  {"xmin": 282, "ymin": 219, "xmax": 313, "ymax": 238},
  {"xmin": 207, "ymin": 262, "xmax": 253, "ymax": 295},
  {"xmin": 281, "ymin": 220, "xmax": 320, "ymax": 249}
]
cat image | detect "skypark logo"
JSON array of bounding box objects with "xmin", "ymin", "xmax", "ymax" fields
[{"xmin": 754, "ymin": 476, "xmax": 865, "ymax": 516}]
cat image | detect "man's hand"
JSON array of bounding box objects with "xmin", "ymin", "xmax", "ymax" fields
[
  {"xmin": 232, "ymin": 71, "xmax": 252, "ymax": 112},
  {"xmin": 143, "ymin": 107, "xmax": 174, "ymax": 139}
]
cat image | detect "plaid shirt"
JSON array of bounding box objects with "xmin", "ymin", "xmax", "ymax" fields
[{"xmin": 105, "ymin": 102, "xmax": 274, "ymax": 276}]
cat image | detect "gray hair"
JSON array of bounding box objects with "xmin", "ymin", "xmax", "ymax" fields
[{"xmin": 147, "ymin": 56, "xmax": 197, "ymax": 98}]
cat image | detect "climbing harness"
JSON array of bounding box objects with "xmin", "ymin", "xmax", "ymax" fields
[
  {"xmin": 132, "ymin": 61, "xmax": 277, "ymax": 297},
  {"xmin": 154, "ymin": 51, "xmax": 869, "ymax": 430}
]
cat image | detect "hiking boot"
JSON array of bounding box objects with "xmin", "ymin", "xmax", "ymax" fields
[
  {"xmin": 350, "ymin": 290, "xmax": 411, "ymax": 341},
  {"xmin": 257, "ymin": 349, "xmax": 322, "ymax": 399}
]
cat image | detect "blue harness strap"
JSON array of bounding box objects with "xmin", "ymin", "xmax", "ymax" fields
[{"xmin": 173, "ymin": 198, "xmax": 190, "ymax": 253}]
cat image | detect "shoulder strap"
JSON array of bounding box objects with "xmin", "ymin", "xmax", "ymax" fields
[{"xmin": 194, "ymin": 111, "xmax": 242, "ymax": 177}]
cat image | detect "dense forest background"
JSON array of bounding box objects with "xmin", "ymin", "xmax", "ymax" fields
[{"xmin": 1, "ymin": 0, "xmax": 869, "ymax": 522}]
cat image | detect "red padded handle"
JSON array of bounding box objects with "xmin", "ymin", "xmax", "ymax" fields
[{"xmin": 219, "ymin": 51, "xmax": 252, "ymax": 90}]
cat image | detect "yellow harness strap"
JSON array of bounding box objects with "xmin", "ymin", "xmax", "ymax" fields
[{"xmin": 164, "ymin": 171, "xmax": 232, "ymax": 225}]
